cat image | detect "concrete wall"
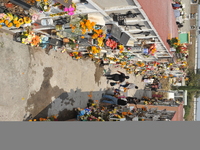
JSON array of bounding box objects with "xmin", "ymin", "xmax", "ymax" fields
[{"xmin": 129, "ymin": 104, "xmax": 184, "ymax": 121}]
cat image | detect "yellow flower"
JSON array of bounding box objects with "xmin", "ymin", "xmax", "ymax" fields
[
  {"xmin": 18, "ymin": 18, "xmax": 24, "ymax": 24},
  {"xmin": 0, "ymin": 25, "xmax": 2, "ymax": 28},
  {"xmin": 81, "ymin": 36, "xmax": 85, "ymax": 39},
  {"xmin": 36, "ymin": 0, "xmax": 41, "ymax": 1},
  {"xmin": 73, "ymin": 52, "xmax": 79, "ymax": 55},
  {"xmin": 23, "ymin": 17, "xmax": 31, "ymax": 24}
]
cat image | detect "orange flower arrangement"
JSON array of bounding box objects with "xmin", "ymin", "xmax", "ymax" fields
[
  {"xmin": 31, "ymin": 35, "xmax": 41, "ymax": 46},
  {"xmin": 13, "ymin": 20, "xmax": 18, "ymax": 24},
  {"xmin": 0, "ymin": 19, "xmax": 4, "ymax": 23},
  {"xmin": 15, "ymin": 23, "xmax": 21, "ymax": 28},
  {"xmin": 79, "ymin": 19, "xmax": 96, "ymax": 34},
  {"xmin": 4, "ymin": 20, "xmax": 9, "ymax": 25},
  {"xmin": 7, "ymin": 22, "xmax": 13, "ymax": 27}
]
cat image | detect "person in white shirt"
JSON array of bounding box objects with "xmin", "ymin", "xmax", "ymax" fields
[{"xmin": 119, "ymin": 82, "xmax": 138, "ymax": 90}]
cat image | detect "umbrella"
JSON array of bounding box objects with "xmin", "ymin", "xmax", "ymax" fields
[{"xmin": 55, "ymin": 0, "xmax": 72, "ymax": 7}]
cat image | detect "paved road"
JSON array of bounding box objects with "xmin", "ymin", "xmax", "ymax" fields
[{"xmin": 0, "ymin": 30, "xmax": 146, "ymax": 121}]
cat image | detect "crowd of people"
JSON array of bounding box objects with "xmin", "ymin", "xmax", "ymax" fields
[{"xmin": 99, "ymin": 70, "xmax": 140, "ymax": 107}]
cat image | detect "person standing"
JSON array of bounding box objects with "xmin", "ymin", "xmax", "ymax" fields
[{"xmin": 105, "ymin": 70, "xmax": 129, "ymax": 83}]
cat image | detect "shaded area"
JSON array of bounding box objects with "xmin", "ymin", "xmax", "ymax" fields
[
  {"xmin": 24, "ymin": 67, "xmax": 105, "ymax": 121},
  {"xmin": 24, "ymin": 89, "xmax": 105, "ymax": 121},
  {"xmin": 25, "ymin": 67, "xmax": 66, "ymax": 120},
  {"xmin": 94, "ymin": 63, "xmax": 104, "ymax": 85}
]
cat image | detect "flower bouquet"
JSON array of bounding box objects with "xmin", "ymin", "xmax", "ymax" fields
[
  {"xmin": 36, "ymin": 0, "xmax": 52, "ymax": 12},
  {"xmin": 106, "ymin": 38, "xmax": 118, "ymax": 49},
  {"xmin": 118, "ymin": 45, "xmax": 124, "ymax": 53},
  {"xmin": 63, "ymin": 3, "xmax": 76, "ymax": 16},
  {"xmin": 69, "ymin": 51, "xmax": 82, "ymax": 59},
  {"xmin": 167, "ymin": 37, "xmax": 180, "ymax": 48},
  {"xmin": 136, "ymin": 61, "xmax": 145, "ymax": 67},
  {"xmin": 21, "ymin": 31, "xmax": 41, "ymax": 47},
  {"xmin": 91, "ymin": 28, "xmax": 106, "ymax": 47},
  {"xmin": 175, "ymin": 44, "xmax": 188, "ymax": 56},
  {"xmin": 69, "ymin": 16, "xmax": 96, "ymax": 35},
  {"xmin": 50, "ymin": 3, "xmax": 76, "ymax": 17},
  {"xmin": 87, "ymin": 46, "xmax": 101, "ymax": 54},
  {"xmin": 0, "ymin": 13, "xmax": 31, "ymax": 28},
  {"xmin": 148, "ymin": 43, "xmax": 157, "ymax": 56}
]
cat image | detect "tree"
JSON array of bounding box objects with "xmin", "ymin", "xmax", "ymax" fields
[
  {"xmin": 171, "ymin": 69, "xmax": 200, "ymax": 93},
  {"xmin": 172, "ymin": 86, "xmax": 200, "ymax": 91}
]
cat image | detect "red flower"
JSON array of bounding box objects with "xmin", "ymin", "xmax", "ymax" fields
[
  {"xmin": 69, "ymin": 53, "xmax": 74, "ymax": 56},
  {"xmin": 106, "ymin": 38, "xmax": 117, "ymax": 49}
]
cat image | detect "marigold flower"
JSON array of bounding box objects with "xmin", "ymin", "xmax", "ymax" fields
[
  {"xmin": 82, "ymin": 28, "xmax": 86, "ymax": 34},
  {"xmin": 7, "ymin": 22, "xmax": 13, "ymax": 27},
  {"xmin": 13, "ymin": 20, "xmax": 18, "ymax": 24},
  {"xmin": 4, "ymin": 20, "xmax": 9, "ymax": 25},
  {"xmin": 0, "ymin": 19, "xmax": 4, "ymax": 23},
  {"xmin": 15, "ymin": 23, "xmax": 20, "ymax": 28}
]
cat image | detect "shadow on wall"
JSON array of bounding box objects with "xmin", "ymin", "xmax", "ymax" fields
[{"xmin": 23, "ymin": 67, "xmax": 105, "ymax": 121}]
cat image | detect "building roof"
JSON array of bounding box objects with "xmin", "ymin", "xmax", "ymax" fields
[{"xmin": 137, "ymin": 0, "xmax": 178, "ymax": 53}]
